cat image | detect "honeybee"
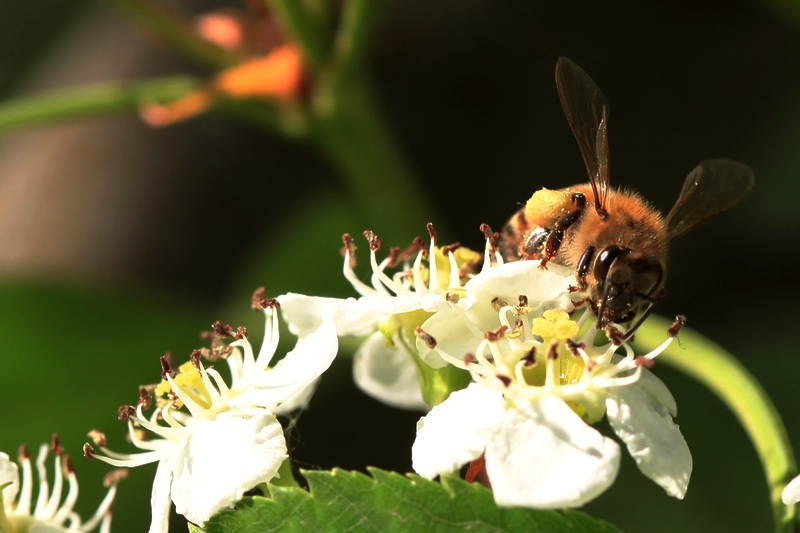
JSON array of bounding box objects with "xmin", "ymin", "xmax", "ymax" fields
[{"xmin": 499, "ymin": 57, "xmax": 754, "ymax": 337}]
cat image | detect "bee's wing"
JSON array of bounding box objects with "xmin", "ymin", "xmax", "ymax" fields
[
  {"xmin": 556, "ymin": 57, "xmax": 611, "ymax": 215},
  {"xmin": 665, "ymin": 159, "xmax": 754, "ymax": 241}
]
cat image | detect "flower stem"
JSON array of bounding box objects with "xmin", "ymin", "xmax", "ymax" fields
[{"xmin": 635, "ymin": 315, "xmax": 797, "ymax": 533}]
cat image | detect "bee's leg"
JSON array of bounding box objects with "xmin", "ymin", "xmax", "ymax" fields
[
  {"xmin": 575, "ymin": 245, "xmax": 595, "ymax": 291},
  {"xmin": 621, "ymin": 300, "xmax": 655, "ymax": 341},
  {"xmin": 541, "ymin": 193, "xmax": 587, "ymax": 268}
]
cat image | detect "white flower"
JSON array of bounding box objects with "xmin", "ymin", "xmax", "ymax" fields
[
  {"xmin": 0, "ymin": 437, "xmax": 125, "ymax": 533},
  {"xmin": 411, "ymin": 272, "xmax": 692, "ymax": 508},
  {"xmin": 783, "ymin": 475, "xmax": 800, "ymax": 506},
  {"xmin": 279, "ymin": 225, "xmax": 556, "ymax": 410},
  {"xmin": 84, "ymin": 301, "xmax": 338, "ymax": 533}
]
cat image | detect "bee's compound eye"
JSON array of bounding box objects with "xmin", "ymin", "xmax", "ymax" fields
[{"xmin": 593, "ymin": 245, "xmax": 630, "ymax": 290}]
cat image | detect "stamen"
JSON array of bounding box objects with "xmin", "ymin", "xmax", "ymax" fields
[
  {"xmin": 159, "ymin": 356, "xmax": 175, "ymax": 380},
  {"xmin": 17, "ymin": 443, "xmax": 32, "ymax": 515},
  {"xmin": 668, "ymin": 315, "xmax": 687, "ymax": 338},
  {"xmin": 426, "ymin": 223, "xmax": 439, "ymax": 292},
  {"xmin": 234, "ymin": 326, "xmax": 248, "ymax": 340},
  {"xmin": 87, "ymin": 430, "xmax": 107, "ymax": 448},
  {"xmin": 212, "ymin": 321, "xmax": 235, "ymax": 338},
  {"xmin": 52, "ymin": 456, "xmax": 77, "ymax": 525},
  {"xmin": 81, "ymin": 471, "xmax": 126, "ymax": 533},
  {"xmin": 445, "ymin": 244, "xmax": 461, "ymax": 289},
  {"xmin": 256, "ymin": 306, "xmax": 280, "ymax": 370},
  {"xmin": 341, "ymin": 234, "xmax": 375, "ymax": 296},
  {"xmin": 635, "ymin": 356, "xmax": 656, "ymax": 369},
  {"xmin": 38, "ymin": 456, "xmax": 70, "ymax": 521},
  {"xmin": 33, "ymin": 444, "xmax": 50, "ymax": 518},
  {"xmin": 250, "ymin": 287, "xmax": 266, "ymax": 312},
  {"xmin": 117, "ymin": 406, "xmax": 135, "ymax": 421},
  {"xmin": 484, "ymin": 326, "xmax": 508, "ymax": 342},
  {"xmin": 409, "ymin": 250, "xmax": 427, "ymax": 294}
]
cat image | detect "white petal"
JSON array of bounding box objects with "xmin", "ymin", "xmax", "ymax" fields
[
  {"xmin": 278, "ymin": 293, "xmax": 448, "ymax": 339},
  {"xmin": 606, "ymin": 384, "xmax": 692, "ymax": 499},
  {"xmin": 353, "ymin": 332, "xmax": 428, "ymax": 411},
  {"xmin": 236, "ymin": 314, "xmax": 337, "ymax": 411},
  {"xmin": 270, "ymin": 378, "xmax": 319, "ymax": 416},
  {"xmin": 463, "ymin": 261, "xmax": 575, "ymax": 328},
  {"xmin": 783, "ymin": 474, "xmax": 800, "ymax": 505},
  {"xmin": 148, "ymin": 457, "xmax": 174, "ymax": 533},
  {"xmin": 485, "ymin": 395, "xmax": 620, "ymax": 508},
  {"xmin": 412, "ymin": 384, "xmax": 505, "ymax": 479},
  {"xmin": 0, "ymin": 453, "xmax": 19, "ymax": 509},
  {"xmin": 416, "ymin": 308, "xmax": 480, "ymax": 369},
  {"xmin": 169, "ymin": 412, "xmax": 287, "ymax": 525},
  {"xmin": 636, "ymin": 367, "xmax": 678, "ymax": 417}
]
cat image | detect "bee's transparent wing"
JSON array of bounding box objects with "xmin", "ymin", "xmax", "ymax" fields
[
  {"xmin": 666, "ymin": 159, "xmax": 754, "ymax": 241},
  {"xmin": 556, "ymin": 57, "xmax": 611, "ymax": 214}
]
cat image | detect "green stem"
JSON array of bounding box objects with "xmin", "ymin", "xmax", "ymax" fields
[
  {"xmin": 635, "ymin": 315, "xmax": 797, "ymax": 533},
  {"xmin": 0, "ymin": 77, "xmax": 200, "ymax": 135},
  {"xmin": 102, "ymin": 0, "xmax": 243, "ymax": 70},
  {"xmin": 265, "ymin": 0, "xmax": 329, "ymax": 71}
]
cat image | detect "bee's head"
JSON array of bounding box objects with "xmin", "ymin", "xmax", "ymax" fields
[{"xmin": 594, "ymin": 245, "xmax": 664, "ymax": 325}]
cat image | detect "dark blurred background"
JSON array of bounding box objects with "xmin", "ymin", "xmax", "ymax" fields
[{"xmin": 0, "ymin": 1, "xmax": 798, "ymax": 532}]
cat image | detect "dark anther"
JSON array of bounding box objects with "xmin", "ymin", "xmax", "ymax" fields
[
  {"xmin": 668, "ymin": 315, "xmax": 687, "ymax": 338},
  {"xmin": 341, "ymin": 234, "xmax": 357, "ymax": 268},
  {"xmin": 63, "ymin": 455, "xmax": 74, "ymax": 474},
  {"xmin": 635, "ymin": 357, "xmax": 656, "ymax": 369},
  {"xmin": 235, "ymin": 326, "xmax": 248, "ymax": 340},
  {"xmin": 485, "ymin": 326, "xmax": 508, "ymax": 341},
  {"xmin": 18, "ymin": 443, "xmax": 29, "ymax": 460},
  {"xmin": 387, "ymin": 247, "xmax": 401, "ymax": 268},
  {"xmin": 426, "ymin": 223, "xmax": 438, "ymax": 243},
  {"xmin": 138, "ymin": 386, "xmax": 153, "ymax": 410},
  {"xmin": 83, "ymin": 443, "xmax": 96, "ymax": 460},
  {"xmin": 104, "ymin": 469, "xmax": 129, "ymax": 487},
  {"xmin": 363, "ymin": 230, "xmax": 381, "ymax": 252},
  {"xmin": 160, "ymin": 355, "xmax": 175, "ymax": 380},
  {"xmin": 251, "ymin": 287, "xmax": 266, "ymax": 311},
  {"xmin": 261, "ymin": 298, "xmax": 280, "ymax": 310},
  {"xmin": 118, "ymin": 405, "xmax": 135, "ymax": 421},
  {"xmin": 514, "ymin": 319, "xmax": 523, "ymax": 329},
  {"xmin": 496, "ymin": 375, "xmax": 512, "ymax": 387},
  {"xmin": 518, "ymin": 295, "xmax": 529, "ymax": 307},
  {"xmin": 522, "ymin": 346, "xmax": 537, "ymax": 366},
  {"xmin": 189, "ymin": 349, "xmax": 202, "ymax": 369},
  {"xmin": 480, "ymin": 223, "xmax": 499, "ymax": 247},
  {"xmin": 547, "ymin": 342, "xmax": 559, "ymax": 361},
  {"xmin": 464, "ymin": 353, "xmax": 476, "ymax": 365},
  {"xmin": 565, "ymin": 339, "xmax": 585, "ymax": 356},
  {"xmin": 442, "ymin": 242, "xmax": 461, "ymax": 256},
  {"xmin": 51, "ymin": 434, "xmax": 63, "ymax": 456},
  {"xmin": 415, "ymin": 328, "xmax": 437, "ymax": 349},
  {"xmin": 212, "ymin": 321, "xmax": 234, "ymax": 338},
  {"xmin": 87, "ymin": 429, "xmax": 107, "ymax": 447}
]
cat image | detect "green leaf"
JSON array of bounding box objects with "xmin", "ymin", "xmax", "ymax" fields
[{"xmin": 205, "ymin": 468, "xmax": 625, "ymax": 533}]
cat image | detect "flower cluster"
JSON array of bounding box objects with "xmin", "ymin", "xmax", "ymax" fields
[
  {"xmin": 276, "ymin": 225, "xmax": 693, "ymax": 508},
  {"xmin": 0, "ymin": 436, "xmax": 124, "ymax": 533},
  {"xmin": 84, "ymin": 297, "xmax": 337, "ymax": 533},
  {"xmin": 76, "ymin": 222, "xmax": 696, "ymax": 530}
]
